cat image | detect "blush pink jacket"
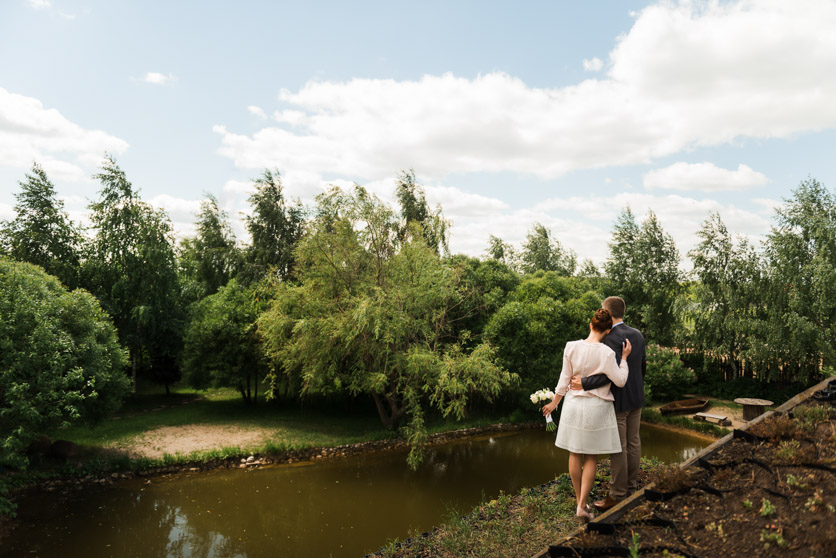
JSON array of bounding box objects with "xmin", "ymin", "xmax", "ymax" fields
[{"xmin": 554, "ymin": 340, "xmax": 629, "ymax": 401}]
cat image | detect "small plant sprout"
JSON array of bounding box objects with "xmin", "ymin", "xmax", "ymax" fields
[
  {"xmin": 742, "ymin": 499, "xmax": 753, "ymax": 509},
  {"xmin": 805, "ymin": 490, "xmax": 824, "ymax": 511},
  {"xmin": 760, "ymin": 529, "xmax": 788, "ymax": 550},
  {"xmin": 628, "ymin": 532, "xmax": 641, "ymax": 558},
  {"xmin": 759, "ymin": 498, "xmax": 776, "ymax": 517},
  {"xmin": 785, "ymin": 473, "xmax": 808, "ymax": 489}
]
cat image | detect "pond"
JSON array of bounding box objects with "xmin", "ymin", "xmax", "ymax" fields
[{"xmin": 2, "ymin": 424, "xmax": 709, "ymax": 558}]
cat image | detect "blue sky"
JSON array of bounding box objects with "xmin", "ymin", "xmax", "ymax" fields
[{"xmin": 3, "ymin": 0, "xmax": 836, "ymax": 266}]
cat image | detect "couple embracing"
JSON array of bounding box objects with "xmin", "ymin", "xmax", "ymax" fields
[{"xmin": 540, "ymin": 296, "xmax": 646, "ymax": 522}]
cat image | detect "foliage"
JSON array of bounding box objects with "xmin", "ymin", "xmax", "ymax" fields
[
  {"xmin": 519, "ymin": 222, "xmax": 577, "ymax": 276},
  {"xmin": 257, "ymin": 185, "xmax": 515, "ymax": 468},
  {"xmin": 760, "ymin": 178, "xmax": 836, "ymax": 382},
  {"xmin": 395, "ymin": 169, "xmax": 449, "ymax": 254},
  {"xmin": 0, "ymin": 258, "xmax": 130, "ymax": 469},
  {"xmin": 605, "ymin": 208, "xmax": 683, "ymax": 345},
  {"xmin": 685, "ymin": 213, "xmax": 764, "ymax": 381},
  {"xmin": 80, "ymin": 156, "xmax": 184, "ymax": 389},
  {"xmin": 179, "ymin": 194, "xmax": 241, "ymax": 301},
  {"xmin": 181, "ymin": 279, "xmax": 269, "ymax": 404},
  {"xmin": 445, "ymin": 255, "xmax": 520, "ymax": 343},
  {"xmin": 0, "ymin": 163, "xmax": 82, "ymax": 289},
  {"xmin": 240, "ymin": 169, "xmax": 305, "ymax": 284},
  {"xmin": 484, "ymin": 272, "xmax": 601, "ymax": 401},
  {"xmin": 644, "ymin": 344, "xmax": 696, "ymax": 401},
  {"xmin": 484, "ymin": 234, "xmax": 517, "ymax": 268}
]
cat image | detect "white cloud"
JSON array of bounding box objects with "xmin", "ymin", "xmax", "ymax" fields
[
  {"xmin": 0, "ymin": 87, "xmax": 129, "ymax": 182},
  {"xmin": 0, "ymin": 202, "xmax": 14, "ymax": 221},
  {"xmin": 214, "ymin": 1, "xmax": 836, "ymax": 183},
  {"xmin": 222, "ymin": 179, "xmax": 255, "ymax": 196},
  {"xmin": 248, "ymin": 105, "xmax": 267, "ymax": 119},
  {"xmin": 643, "ymin": 162, "xmax": 768, "ymax": 191},
  {"xmin": 583, "ymin": 57, "xmax": 604, "ymax": 72},
  {"xmin": 143, "ymin": 72, "xmax": 176, "ymax": 85},
  {"xmin": 26, "ymin": 0, "xmax": 51, "ymax": 9},
  {"xmin": 59, "ymin": 11, "xmax": 76, "ymax": 20},
  {"xmin": 533, "ymin": 192, "xmax": 771, "ymax": 265}
]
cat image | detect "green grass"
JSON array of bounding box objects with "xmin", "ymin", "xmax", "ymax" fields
[
  {"xmin": 47, "ymin": 385, "xmax": 530, "ymax": 462},
  {"xmin": 641, "ymin": 408, "xmax": 730, "ymax": 437}
]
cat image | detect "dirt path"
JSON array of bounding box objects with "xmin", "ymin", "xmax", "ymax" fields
[{"xmin": 121, "ymin": 424, "xmax": 277, "ymax": 459}]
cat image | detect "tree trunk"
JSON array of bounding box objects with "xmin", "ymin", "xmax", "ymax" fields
[
  {"xmin": 165, "ymin": 382, "xmax": 170, "ymax": 396},
  {"xmin": 254, "ymin": 371, "xmax": 258, "ymax": 405},
  {"xmin": 371, "ymin": 392, "xmax": 404, "ymax": 430},
  {"xmin": 131, "ymin": 353, "xmax": 137, "ymax": 392}
]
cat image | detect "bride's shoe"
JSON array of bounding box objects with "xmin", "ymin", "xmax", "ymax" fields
[{"xmin": 576, "ymin": 504, "xmax": 594, "ymax": 522}]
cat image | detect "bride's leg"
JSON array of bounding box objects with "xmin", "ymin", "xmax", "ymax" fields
[
  {"xmin": 568, "ymin": 452, "xmax": 582, "ymax": 504},
  {"xmin": 578, "ymin": 454, "xmax": 598, "ymax": 512}
]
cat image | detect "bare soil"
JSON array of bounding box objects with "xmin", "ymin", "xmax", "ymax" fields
[
  {"xmin": 121, "ymin": 424, "xmax": 277, "ymax": 459},
  {"xmin": 550, "ymin": 400, "xmax": 836, "ymax": 557}
]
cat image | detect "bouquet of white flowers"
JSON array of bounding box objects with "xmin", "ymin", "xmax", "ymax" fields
[{"xmin": 530, "ymin": 388, "xmax": 557, "ymax": 431}]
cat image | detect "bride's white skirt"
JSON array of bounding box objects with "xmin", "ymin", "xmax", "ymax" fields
[{"xmin": 555, "ymin": 393, "xmax": 622, "ymax": 454}]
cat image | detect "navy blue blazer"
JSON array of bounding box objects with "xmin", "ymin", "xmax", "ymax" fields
[{"xmin": 581, "ymin": 323, "xmax": 646, "ymax": 412}]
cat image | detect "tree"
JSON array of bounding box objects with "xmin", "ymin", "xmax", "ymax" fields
[
  {"xmin": 395, "ymin": 169, "xmax": 449, "ymax": 254},
  {"xmin": 484, "ymin": 272, "xmax": 601, "ymax": 400},
  {"xmin": 0, "ymin": 163, "xmax": 82, "ymax": 288},
  {"xmin": 605, "ymin": 208, "xmax": 682, "ymax": 345},
  {"xmin": 81, "ymin": 156, "xmax": 184, "ymax": 390},
  {"xmin": 484, "ymin": 235, "xmax": 517, "ymax": 268},
  {"xmin": 686, "ymin": 213, "xmax": 763, "ymax": 381},
  {"xmin": 0, "ymin": 258, "xmax": 130, "ymax": 469},
  {"xmin": 519, "ymin": 223, "xmax": 577, "ymax": 276},
  {"xmin": 179, "ymin": 194, "xmax": 241, "ymax": 301},
  {"xmin": 760, "ymin": 178, "xmax": 836, "ymax": 382},
  {"xmin": 241, "ymin": 169, "xmax": 305, "ymax": 284},
  {"xmin": 181, "ymin": 278, "xmax": 268, "ymax": 404},
  {"xmin": 258, "ymin": 185, "xmax": 515, "ymax": 468}
]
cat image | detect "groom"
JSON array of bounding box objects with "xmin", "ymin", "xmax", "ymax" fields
[{"xmin": 570, "ymin": 296, "xmax": 646, "ymax": 511}]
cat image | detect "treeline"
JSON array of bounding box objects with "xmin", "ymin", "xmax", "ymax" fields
[{"xmin": 1, "ymin": 158, "xmax": 835, "ymax": 468}]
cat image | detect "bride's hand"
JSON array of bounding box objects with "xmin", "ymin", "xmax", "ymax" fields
[
  {"xmin": 622, "ymin": 339, "xmax": 632, "ymax": 359},
  {"xmin": 542, "ymin": 401, "xmax": 556, "ymax": 416}
]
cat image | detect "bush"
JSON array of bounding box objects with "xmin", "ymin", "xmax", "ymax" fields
[
  {"xmin": 645, "ymin": 344, "xmax": 696, "ymax": 401},
  {"xmin": 0, "ymin": 258, "xmax": 130, "ymax": 469}
]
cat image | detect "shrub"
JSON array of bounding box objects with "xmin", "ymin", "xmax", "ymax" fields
[
  {"xmin": 0, "ymin": 258, "xmax": 130, "ymax": 469},
  {"xmin": 645, "ymin": 344, "xmax": 696, "ymax": 401}
]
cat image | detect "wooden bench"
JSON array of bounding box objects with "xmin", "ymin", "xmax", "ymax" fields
[{"xmin": 693, "ymin": 412, "xmax": 731, "ymax": 426}]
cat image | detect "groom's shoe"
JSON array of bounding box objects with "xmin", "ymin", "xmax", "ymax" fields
[{"xmin": 592, "ymin": 495, "xmax": 621, "ymax": 511}]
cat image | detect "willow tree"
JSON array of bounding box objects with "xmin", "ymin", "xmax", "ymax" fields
[
  {"xmin": 605, "ymin": 208, "xmax": 682, "ymax": 345},
  {"xmin": 0, "ymin": 163, "xmax": 82, "ymax": 289},
  {"xmin": 241, "ymin": 169, "xmax": 305, "ymax": 284},
  {"xmin": 761, "ymin": 179, "xmax": 836, "ymax": 382},
  {"xmin": 179, "ymin": 194, "xmax": 241, "ymax": 301},
  {"xmin": 258, "ymin": 185, "xmax": 515, "ymax": 468},
  {"xmin": 687, "ymin": 212, "xmax": 764, "ymax": 380},
  {"xmin": 519, "ymin": 223, "xmax": 577, "ymax": 276},
  {"xmin": 81, "ymin": 156, "xmax": 183, "ymax": 389}
]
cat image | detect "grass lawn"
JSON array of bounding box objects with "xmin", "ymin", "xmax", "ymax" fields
[{"xmin": 48, "ymin": 383, "xmax": 522, "ymax": 459}]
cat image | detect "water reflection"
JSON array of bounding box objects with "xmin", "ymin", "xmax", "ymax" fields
[{"xmin": 2, "ymin": 424, "xmax": 709, "ymax": 558}]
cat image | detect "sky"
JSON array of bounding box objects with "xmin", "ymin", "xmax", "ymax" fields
[{"xmin": 2, "ymin": 0, "xmax": 836, "ymax": 268}]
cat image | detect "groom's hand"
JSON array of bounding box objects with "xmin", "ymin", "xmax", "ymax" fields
[{"xmin": 570, "ymin": 375, "xmax": 583, "ymax": 391}]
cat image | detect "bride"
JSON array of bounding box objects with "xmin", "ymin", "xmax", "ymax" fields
[{"xmin": 540, "ymin": 308, "xmax": 631, "ymax": 521}]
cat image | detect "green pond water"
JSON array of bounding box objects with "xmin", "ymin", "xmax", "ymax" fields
[{"xmin": 2, "ymin": 424, "xmax": 709, "ymax": 558}]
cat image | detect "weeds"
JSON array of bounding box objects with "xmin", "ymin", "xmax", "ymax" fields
[
  {"xmin": 651, "ymin": 464, "xmax": 690, "ymax": 492},
  {"xmin": 759, "ymin": 498, "xmax": 776, "ymax": 517},
  {"xmin": 628, "ymin": 532, "xmax": 641, "ymax": 558},
  {"xmin": 760, "ymin": 529, "xmax": 788, "ymax": 550}
]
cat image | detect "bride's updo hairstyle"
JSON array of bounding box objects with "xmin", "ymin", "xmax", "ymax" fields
[{"xmin": 590, "ymin": 308, "xmax": 613, "ymax": 333}]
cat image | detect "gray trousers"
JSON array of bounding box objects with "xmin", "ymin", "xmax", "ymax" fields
[{"xmin": 611, "ymin": 407, "xmax": 642, "ymax": 499}]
